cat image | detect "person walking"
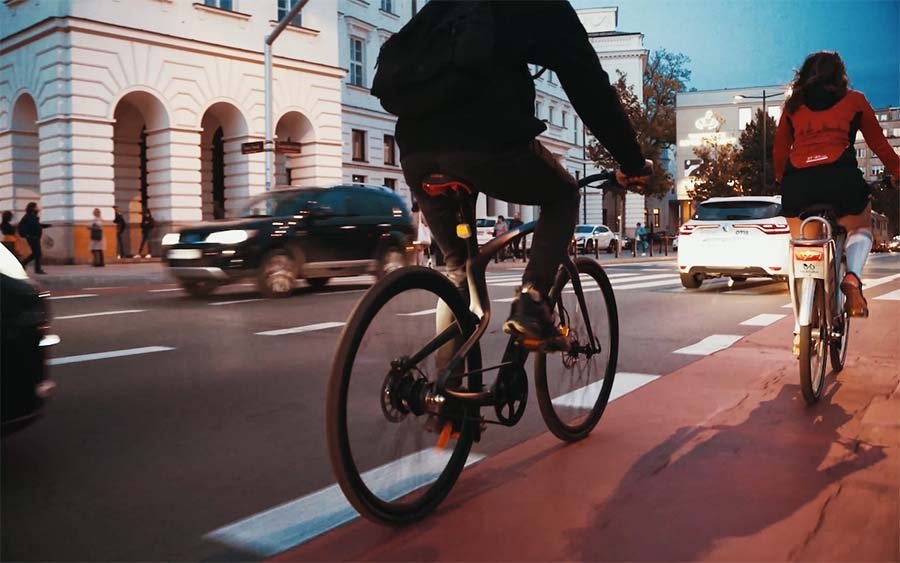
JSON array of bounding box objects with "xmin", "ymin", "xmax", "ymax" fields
[
  {"xmin": 89, "ymin": 208, "xmax": 105, "ymax": 267},
  {"xmin": 636, "ymin": 222, "xmax": 648, "ymax": 256},
  {"xmin": 113, "ymin": 205, "xmax": 127, "ymax": 259},
  {"xmin": 135, "ymin": 208, "xmax": 155, "ymax": 258},
  {"xmin": 508, "ymin": 211, "xmax": 524, "ymax": 259},
  {"xmin": 1, "ymin": 210, "xmax": 18, "ymax": 257},
  {"xmin": 18, "ymin": 202, "xmax": 49, "ymax": 274}
]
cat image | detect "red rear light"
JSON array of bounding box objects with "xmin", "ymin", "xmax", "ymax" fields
[{"xmin": 679, "ymin": 224, "xmax": 696, "ymax": 235}]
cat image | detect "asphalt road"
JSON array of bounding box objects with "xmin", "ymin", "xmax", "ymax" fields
[{"xmin": 3, "ymin": 254, "xmax": 899, "ymax": 561}]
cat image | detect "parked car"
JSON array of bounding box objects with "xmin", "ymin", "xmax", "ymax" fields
[
  {"xmin": 573, "ymin": 224, "xmax": 617, "ymax": 254},
  {"xmin": 162, "ymin": 185, "xmax": 414, "ymax": 297},
  {"xmin": 672, "ymin": 236, "xmax": 679, "ymax": 251},
  {"xmin": 677, "ymin": 195, "xmax": 791, "ymax": 289},
  {"xmin": 1, "ymin": 244, "xmax": 58, "ymax": 435},
  {"xmin": 476, "ymin": 216, "xmax": 500, "ymax": 247},
  {"xmin": 889, "ymin": 235, "xmax": 900, "ymax": 252}
]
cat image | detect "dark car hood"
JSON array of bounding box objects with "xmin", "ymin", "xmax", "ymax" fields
[{"xmin": 178, "ymin": 217, "xmax": 280, "ymax": 236}]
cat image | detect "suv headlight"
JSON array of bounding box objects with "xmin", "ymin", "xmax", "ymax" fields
[
  {"xmin": 161, "ymin": 233, "xmax": 180, "ymax": 246},
  {"xmin": 205, "ymin": 230, "xmax": 252, "ymax": 245}
]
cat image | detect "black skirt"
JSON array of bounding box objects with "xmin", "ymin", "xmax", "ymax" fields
[{"xmin": 780, "ymin": 162, "xmax": 871, "ymax": 218}]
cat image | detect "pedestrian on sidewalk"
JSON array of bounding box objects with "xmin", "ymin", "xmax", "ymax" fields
[
  {"xmin": 636, "ymin": 222, "xmax": 648, "ymax": 256},
  {"xmin": 89, "ymin": 207, "xmax": 105, "ymax": 267},
  {"xmin": 509, "ymin": 211, "xmax": 524, "ymax": 258},
  {"xmin": 493, "ymin": 215, "xmax": 510, "ymax": 261},
  {"xmin": 18, "ymin": 202, "xmax": 50, "ymax": 274},
  {"xmin": 135, "ymin": 208, "xmax": 155, "ymax": 258},
  {"xmin": 113, "ymin": 205, "xmax": 127, "ymax": 259},
  {"xmin": 2, "ymin": 210, "xmax": 18, "ymax": 257}
]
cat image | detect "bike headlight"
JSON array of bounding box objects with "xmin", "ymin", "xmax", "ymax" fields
[
  {"xmin": 161, "ymin": 233, "xmax": 180, "ymax": 246},
  {"xmin": 205, "ymin": 230, "xmax": 252, "ymax": 245}
]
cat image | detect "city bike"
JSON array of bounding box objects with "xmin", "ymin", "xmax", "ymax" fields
[
  {"xmin": 327, "ymin": 171, "xmax": 621, "ymax": 524},
  {"xmin": 789, "ymin": 204, "xmax": 851, "ymax": 404}
]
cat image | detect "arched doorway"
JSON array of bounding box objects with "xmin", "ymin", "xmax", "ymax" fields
[
  {"xmin": 274, "ymin": 111, "xmax": 315, "ymax": 187},
  {"xmin": 112, "ymin": 91, "xmax": 169, "ymax": 256},
  {"xmin": 10, "ymin": 93, "xmax": 39, "ymax": 216},
  {"xmin": 200, "ymin": 102, "xmax": 248, "ymax": 219}
]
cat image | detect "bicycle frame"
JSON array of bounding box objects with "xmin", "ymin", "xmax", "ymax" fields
[{"xmin": 789, "ymin": 216, "xmax": 845, "ymax": 334}]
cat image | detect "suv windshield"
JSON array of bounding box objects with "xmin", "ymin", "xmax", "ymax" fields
[
  {"xmin": 239, "ymin": 190, "xmax": 314, "ymax": 218},
  {"xmin": 694, "ymin": 201, "xmax": 782, "ymax": 221},
  {"xmin": 575, "ymin": 225, "xmax": 594, "ymax": 233}
]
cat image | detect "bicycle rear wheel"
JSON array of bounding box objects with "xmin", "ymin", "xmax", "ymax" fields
[
  {"xmin": 534, "ymin": 258, "xmax": 618, "ymax": 441},
  {"xmin": 830, "ymin": 259, "xmax": 850, "ymax": 372},
  {"xmin": 799, "ymin": 278, "xmax": 828, "ymax": 404},
  {"xmin": 327, "ymin": 267, "xmax": 480, "ymax": 524}
]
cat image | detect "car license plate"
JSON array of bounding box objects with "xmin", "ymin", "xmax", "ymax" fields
[
  {"xmin": 168, "ymin": 248, "xmax": 202, "ymax": 260},
  {"xmin": 793, "ymin": 248, "xmax": 825, "ymax": 279}
]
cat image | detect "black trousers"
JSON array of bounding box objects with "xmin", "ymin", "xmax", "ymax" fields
[
  {"xmin": 137, "ymin": 231, "xmax": 151, "ymax": 255},
  {"xmin": 21, "ymin": 237, "xmax": 42, "ymax": 272},
  {"xmin": 116, "ymin": 232, "xmax": 126, "ymax": 257},
  {"xmin": 402, "ymin": 140, "xmax": 579, "ymax": 295}
]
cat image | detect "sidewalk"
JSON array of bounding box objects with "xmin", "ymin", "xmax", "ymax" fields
[{"xmin": 274, "ymin": 297, "xmax": 899, "ymax": 561}]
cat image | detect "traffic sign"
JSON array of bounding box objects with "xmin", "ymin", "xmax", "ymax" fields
[
  {"xmin": 276, "ymin": 141, "xmax": 303, "ymax": 154},
  {"xmin": 241, "ymin": 141, "xmax": 264, "ymax": 154}
]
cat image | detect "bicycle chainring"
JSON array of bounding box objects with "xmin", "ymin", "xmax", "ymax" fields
[{"xmin": 492, "ymin": 365, "xmax": 528, "ymax": 426}]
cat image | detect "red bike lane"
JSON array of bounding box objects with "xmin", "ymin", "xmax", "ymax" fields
[{"xmin": 274, "ymin": 300, "xmax": 899, "ymax": 562}]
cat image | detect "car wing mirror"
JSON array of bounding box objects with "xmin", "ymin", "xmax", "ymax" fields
[{"xmin": 310, "ymin": 205, "xmax": 334, "ymax": 219}]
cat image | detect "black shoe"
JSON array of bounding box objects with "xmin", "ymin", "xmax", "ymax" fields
[
  {"xmin": 35, "ymin": 270, "xmax": 47, "ymax": 275},
  {"xmin": 503, "ymin": 286, "xmax": 569, "ymax": 351}
]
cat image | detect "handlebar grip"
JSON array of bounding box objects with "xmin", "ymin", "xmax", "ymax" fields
[{"xmin": 577, "ymin": 171, "xmax": 615, "ymax": 188}]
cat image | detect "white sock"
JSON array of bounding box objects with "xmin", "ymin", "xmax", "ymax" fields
[{"xmin": 845, "ymin": 230, "xmax": 873, "ymax": 279}]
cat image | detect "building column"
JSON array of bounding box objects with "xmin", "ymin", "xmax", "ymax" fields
[
  {"xmin": 287, "ymin": 139, "xmax": 342, "ymax": 188},
  {"xmin": 145, "ymin": 127, "xmax": 202, "ymax": 232},
  {"xmin": 199, "ymin": 143, "xmax": 214, "ymax": 219},
  {"xmin": 0, "ymin": 131, "xmax": 14, "ymax": 212},
  {"xmin": 38, "ymin": 117, "xmax": 115, "ymax": 263},
  {"xmin": 220, "ymin": 135, "xmax": 265, "ymax": 217}
]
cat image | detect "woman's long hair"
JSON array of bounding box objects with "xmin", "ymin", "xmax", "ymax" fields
[{"xmin": 784, "ymin": 51, "xmax": 849, "ymax": 114}]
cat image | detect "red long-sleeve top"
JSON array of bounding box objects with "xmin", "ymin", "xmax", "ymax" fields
[{"xmin": 773, "ymin": 90, "xmax": 900, "ymax": 182}]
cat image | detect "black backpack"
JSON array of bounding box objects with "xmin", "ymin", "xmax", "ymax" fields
[{"xmin": 371, "ymin": 1, "xmax": 495, "ymax": 118}]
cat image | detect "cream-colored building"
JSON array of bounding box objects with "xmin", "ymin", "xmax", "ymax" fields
[
  {"xmin": 1, "ymin": 0, "xmax": 343, "ymax": 263},
  {"xmin": 854, "ymin": 106, "xmax": 900, "ymax": 182}
]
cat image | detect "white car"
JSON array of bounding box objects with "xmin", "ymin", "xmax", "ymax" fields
[
  {"xmin": 574, "ymin": 224, "xmax": 616, "ymax": 254},
  {"xmin": 476, "ymin": 216, "xmax": 500, "ymax": 246},
  {"xmin": 677, "ymin": 196, "xmax": 791, "ymax": 289}
]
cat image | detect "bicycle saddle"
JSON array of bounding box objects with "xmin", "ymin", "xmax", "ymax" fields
[{"xmin": 422, "ymin": 174, "xmax": 473, "ymax": 197}]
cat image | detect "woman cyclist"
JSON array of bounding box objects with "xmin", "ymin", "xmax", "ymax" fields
[{"xmin": 774, "ymin": 51, "xmax": 899, "ymax": 331}]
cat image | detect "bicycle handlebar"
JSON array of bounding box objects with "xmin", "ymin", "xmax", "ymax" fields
[{"xmin": 578, "ymin": 163, "xmax": 653, "ymax": 190}]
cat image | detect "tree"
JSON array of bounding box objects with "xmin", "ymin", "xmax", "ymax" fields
[
  {"xmin": 736, "ymin": 109, "xmax": 777, "ymax": 195},
  {"xmin": 588, "ymin": 50, "xmax": 692, "ymax": 198},
  {"xmin": 871, "ymin": 175, "xmax": 899, "ymax": 235},
  {"xmin": 688, "ymin": 137, "xmax": 742, "ymax": 200}
]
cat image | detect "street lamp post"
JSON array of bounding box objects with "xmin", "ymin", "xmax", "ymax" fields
[
  {"xmin": 733, "ymin": 89, "xmax": 789, "ymax": 190},
  {"xmin": 265, "ymin": 0, "xmax": 310, "ymax": 192}
]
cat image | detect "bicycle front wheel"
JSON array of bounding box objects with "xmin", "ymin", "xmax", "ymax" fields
[
  {"xmin": 535, "ymin": 257, "xmax": 618, "ymax": 442},
  {"xmin": 799, "ymin": 278, "xmax": 828, "ymax": 404},
  {"xmin": 326, "ymin": 267, "xmax": 480, "ymax": 525}
]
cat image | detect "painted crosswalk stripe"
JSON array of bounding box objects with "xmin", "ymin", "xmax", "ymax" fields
[
  {"xmin": 205, "ymin": 449, "xmax": 486, "ymax": 557},
  {"xmin": 397, "ymin": 308, "xmax": 437, "ymax": 317},
  {"xmin": 782, "ymin": 303, "xmax": 793, "ymax": 308},
  {"xmin": 875, "ymin": 288, "xmax": 900, "ymax": 301},
  {"xmin": 82, "ymin": 286, "xmax": 124, "ymax": 291},
  {"xmin": 209, "ymin": 298, "xmax": 265, "ymax": 306},
  {"xmin": 673, "ymin": 334, "xmax": 743, "ymax": 356},
  {"xmin": 613, "ymin": 276, "xmax": 681, "ymax": 291},
  {"xmin": 47, "ymin": 294, "xmax": 98, "ymax": 300},
  {"xmin": 149, "ymin": 288, "xmax": 183, "ymax": 293},
  {"xmin": 863, "ymin": 273, "xmax": 900, "ymax": 289},
  {"xmin": 552, "ymin": 372, "xmax": 659, "ymax": 408},
  {"xmin": 48, "ymin": 346, "xmax": 174, "ymax": 366},
  {"xmin": 255, "ymin": 321, "xmax": 345, "ymax": 336},
  {"xmin": 740, "ymin": 313, "xmax": 787, "ymax": 326},
  {"xmin": 55, "ymin": 309, "xmax": 145, "ymax": 320}
]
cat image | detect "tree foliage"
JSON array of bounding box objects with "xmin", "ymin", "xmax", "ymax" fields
[
  {"xmin": 736, "ymin": 109, "xmax": 777, "ymax": 195},
  {"xmin": 871, "ymin": 175, "xmax": 899, "ymax": 235},
  {"xmin": 688, "ymin": 137, "xmax": 742, "ymax": 200},
  {"xmin": 588, "ymin": 50, "xmax": 691, "ymax": 198}
]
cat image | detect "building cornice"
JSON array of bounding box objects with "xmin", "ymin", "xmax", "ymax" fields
[
  {"xmin": 342, "ymin": 103, "xmax": 395, "ymax": 121},
  {"xmin": 1, "ymin": 17, "xmax": 345, "ymax": 79}
]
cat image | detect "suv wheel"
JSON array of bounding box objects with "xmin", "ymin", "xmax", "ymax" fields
[
  {"xmin": 377, "ymin": 247, "xmax": 407, "ymax": 278},
  {"xmin": 181, "ymin": 281, "xmax": 220, "ymax": 297},
  {"xmin": 259, "ymin": 251, "xmax": 296, "ymax": 298},
  {"xmin": 680, "ymin": 273, "xmax": 703, "ymax": 289}
]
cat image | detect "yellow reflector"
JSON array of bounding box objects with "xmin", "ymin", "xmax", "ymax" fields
[{"xmin": 456, "ymin": 223, "xmax": 471, "ymax": 239}]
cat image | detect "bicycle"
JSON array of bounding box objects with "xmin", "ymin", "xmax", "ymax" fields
[
  {"xmin": 327, "ymin": 171, "xmax": 621, "ymax": 524},
  {"xmin": 788, "ymin": 204, "xmax": 851, "ymax": 404}
]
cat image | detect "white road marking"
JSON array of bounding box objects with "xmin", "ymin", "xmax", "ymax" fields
[
  {"xmin": 863, "ymin": 273, "xmax": 900, "ymax": 289},
  {"xmin": 209, "ymin": 298, "xmax": 265, "ymax": 306},
  {"xmin": 612, "ymin": 276, "xmax": 681, "ymax": 291},
  {"xmin": 782, "ymin": 303, "xmax": 793, "ymax": 308},
  {"xmin": 673, "ymin": 334, "xmax": 743, "ymax": 356},
  {"xmin": 205, "ymin": 449, "xmax": 486, "ymax": 557},
  {"xmin": 740, "ymin": 313, "xmax": 787, "ymax": 326},
  {"xmin": 47, "ymin": 294, "xmax": 98, "ymax": 300},
  {"xmin": 149, "ymin": 288, "xmax": 183, "ymax": 293},
  {"xmin": 47, "ymin": 346, "xmax": 174, "ymax": 366},
  {"xmin": 552, "ymin": 372, "xmax": 659, "ymax": 408},
  {"xmin": 255, "ymin": 321, "xmax": 345, "ymax": 336},
  {"xmin": 82, "ymin": 286, "xmax": 124, "ymax": 291},
  {"xmin": 875, "ymin": 288, "xmax": 900, "ymax": 301},
  {"xmin": 397, "ymin": 308, "xmax": 437, "ymax": 317},
  {"xmin": 55, "ymin": 309, "xmax": 145, "ymax": 320},
  {"xmin": 493, "ymin": 297, "xmax": 516, "ymax": 303}
]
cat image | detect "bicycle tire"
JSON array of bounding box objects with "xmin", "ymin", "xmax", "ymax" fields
[
  {"xmin": 799, "ymin": 279, "xmax": 828, "ymax": 404},
  {"xmin": 830, "ymin": 260, "xmax": 850, "ymax": 373},
  {"xmin": 534, "ymin": 257, "xmax": 618, "ymax": 442},
  {"xmin": 327, "ymin": 266, "xmax": 478, "ymax": 525}
]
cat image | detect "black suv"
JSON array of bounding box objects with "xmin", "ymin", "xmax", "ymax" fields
[{"xmin": 163, "ymin": 185, "xmax": 414, "ymax": 297}]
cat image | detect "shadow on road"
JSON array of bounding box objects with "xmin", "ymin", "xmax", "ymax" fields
[{"xmin": 567, "ymin": 383, "xmax": 886, "ymax": 561}]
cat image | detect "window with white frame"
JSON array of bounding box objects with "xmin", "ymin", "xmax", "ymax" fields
[
  {"xmin": 349, "ymin": 37, "xmax": 365, "ymax": 87},
  {"xmin": 856, "ymin": 148, "xmax": 866, "ymax": 158},
  {"xmin": 878, "ymin": 113, "xmax": 888, "ymax": 121},
  {"xmin": 535, "ymin": 101, "xmax": 542, "ymax": 119},
  {"xmin": 738, "ymin": 107, "xmax": 752, "ymax": 130},
  {"xmin": 380, "ymin": 0, "xmax": 395, "ymax": 14},
  {"xmin": 383, "ymin": 178, "xmax": 397, "ymax": 191},
  {"xmin": 574, "ymin": 117, "xmax": 580, "ymax": 143},
  {"xmin": 548, "ymin": 106, "xmax": 555, "ymax": 125},
  {"xmin": 383, "ymin": 134, "xmax": 396, "ymax": 166},
  {"xmin": 548, "ymin": 71, "xmax": 556, "ymax": 85},
  {"xmin": 277, "ymin": 0, "xmax": 303, "ymax": 26},
  {"xmin": 352, "ymin": 129, "xmax": 367, "ymax": 161},
  {"xmin": 205, "ymin": 0, "xmax": 234, "ymax": 10},
  {"xmin": 767, "ymin": 106, "xmax": 782, "ymax": 122},
  {"xmin": 562, "ymin": 111, "xmax": 568, "ymax": 129},
  {"xmin": 893, "ymin": 128, "xmax": 900, "ymax": 138},
  {"xmin": 871, "ymin": 164, "xmax": 884, "ymax": 176},
  {"xmin": 352, "ymin": 174, "xmax": 366, "ymax": 184}
]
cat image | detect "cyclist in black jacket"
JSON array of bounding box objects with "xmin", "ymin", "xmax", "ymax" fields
[{"xmin": 399, "ymin": 1, "xmax": 651, "ymax": 345}]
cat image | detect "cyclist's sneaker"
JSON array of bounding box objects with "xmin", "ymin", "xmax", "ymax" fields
[
  {"xmin": 503, "ymin": 286, "xmax": 570, "ymax": 351},
  {"xmin": 840, "ymin": 272, "xmax": 869, "ymax": 318}
]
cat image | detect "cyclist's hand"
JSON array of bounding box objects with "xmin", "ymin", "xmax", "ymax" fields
[{"xmin": 616, "ymin": 159, "xmax": 653, "ymax": 189}]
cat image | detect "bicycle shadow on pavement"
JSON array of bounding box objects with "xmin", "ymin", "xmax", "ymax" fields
[{"xmin": 567, "ymin": 382, "xmax": 887, "ymax": 561}]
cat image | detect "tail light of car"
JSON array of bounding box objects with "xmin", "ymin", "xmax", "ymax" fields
[{"xmin": 679, "ymin": 224, "xmax": 718, "ymax": 235}]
